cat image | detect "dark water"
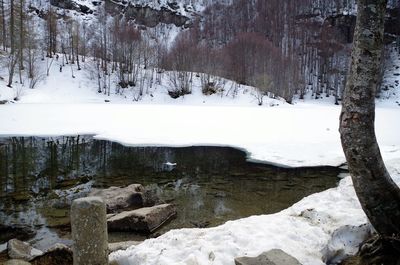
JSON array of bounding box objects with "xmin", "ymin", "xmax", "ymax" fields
[{"xmin": 0, "ymin": 136, "xmax": 342, "ymax": 249}]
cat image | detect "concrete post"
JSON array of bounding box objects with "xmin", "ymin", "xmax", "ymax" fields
[{"xmin": 71, "ymin": 196, "xmax": 108, "ymax": 265}]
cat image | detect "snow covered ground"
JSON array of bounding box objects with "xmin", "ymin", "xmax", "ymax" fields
[{"xmin": 0, "ymin": 52, "xmax": 400, "ymax": 264}]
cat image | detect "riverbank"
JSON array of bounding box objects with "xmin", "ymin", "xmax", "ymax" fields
[{"xmin": 0, "ymin": 102, "xmax": 399, "ymax": 264}]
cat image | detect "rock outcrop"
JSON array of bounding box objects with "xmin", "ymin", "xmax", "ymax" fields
[
  {"xmin": 49, "ymin": 0, "xmax": 93, "ymax": 14},
  {"xmin": 104, "ymin": 1, "xmax": 191, "ymax": 28}
]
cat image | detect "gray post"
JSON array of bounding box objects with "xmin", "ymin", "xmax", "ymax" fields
[{"xmin": 71, "ymin": 196, "xmax": 108, "ymax": 265}]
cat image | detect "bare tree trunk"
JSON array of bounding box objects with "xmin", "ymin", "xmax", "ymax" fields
[
  {"xmin": 339, "ymin": 0, "xmax": 400, "ymax": 237},
  {"xmin": 1, "ymin": 0, "xmax": 6, "ymax": 50},
  {"xmin": 10, "ymin": 0, "xmax": 14, "ymax": 54},
  {"xmin": 19, "ymin": 0, "xmax": 24, "ymax": 71}
]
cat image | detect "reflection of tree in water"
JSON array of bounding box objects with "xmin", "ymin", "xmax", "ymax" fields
[
  {"xmin": 0, "ymin": 136, "xmax": 248, "ymax": 196},
  {"xmin": 0, "ymin": 136, "xmax": 343, "ymax": 246}
]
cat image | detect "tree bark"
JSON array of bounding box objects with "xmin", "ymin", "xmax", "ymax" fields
[
  {"xmin": 340, "ymin": 0, "xmax": 400, "ymax": 237},
  {"xmin": 1, "ymin": 0, "xmax": 6, "ymax": 50}
]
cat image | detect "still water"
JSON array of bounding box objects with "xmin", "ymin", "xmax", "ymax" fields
[{"xmin": 0, "ymin": 136, "xmax": 342, "ymax": 249}]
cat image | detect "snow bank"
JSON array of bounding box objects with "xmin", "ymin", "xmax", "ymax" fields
[{"xmin": 1, "ymin": 103, "xmax": 399, "ymax": 167}]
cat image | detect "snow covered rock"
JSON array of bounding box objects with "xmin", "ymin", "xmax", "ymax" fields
[
  {"xmin": 7, "ymin": 239, "xmax": 43, "ymax": 261},
  {"xmin": 50, "ymin": 0, "xmax": 93, "ymax": 14},
  {"xmin": 88, "ymin": 184, "xmax": 151, "ymax": 213},
  {"xmin": 321, "ymin": 224, "xmax": 373, "ymax": 264},
  {"xmin": 234, "ymin": 249, "xmax": 302, "ymax": 265},
  {"xmin": 107, "ymin": 204, "xmax": 177, "ymax": 233}
]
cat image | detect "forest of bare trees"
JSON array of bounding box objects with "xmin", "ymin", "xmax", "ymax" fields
[
  {"xmin": 0, "ymin": 0, "xmax": 399, "ymax": 102},
  {"xmin": 159, "ymin": 0, "xmax": 361, "ymax": 103},
  {"xmin": 161, "ymin": 0, "xmax": 399, "ymax": 103}
]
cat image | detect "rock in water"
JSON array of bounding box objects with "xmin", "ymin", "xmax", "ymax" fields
[
  {"xmin": 107, "ymin": 204, "xmax": 176, "ymax": 233},
  {"xmin": 108, "ymin": 241, "xmax": 141, "ymax": 253},
  {"xmin": 7, "ymin": 239, "xmax": 43, "ymax": 261},
  {"xmin": 71, "ymin": 197, "xmax": 108, "ymax": 265},
  {"xmin": 3, "ymin": 260, "xmax": 32, "ymax": 265},
  {"xmin": 234, "ymin": 249, "xmax": 302, "ymax": 265},
  {"xmin": 0, "ymin": 225, "xmax": 36, "ymax": 244},
  {"xmin": 31, "ymin": 243, "xmax": 73, "ymax": 265},
  {"xmin": 89, "ymin": 184, "xmax": 153, "ymax": 213}
]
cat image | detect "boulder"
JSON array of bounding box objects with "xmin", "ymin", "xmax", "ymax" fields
[
  {"xmin": 3, "ymin": 260, "xmax": 32, "ymax": 265},
  {"xmin": 107, "ymin": 204, "xmax": 176, "ymax": 233},
  {"xmin": 0, "ymin": 225, "xmax": 36, "ymax": 244},
  {"xmin": 89, "ymin": 184, "xmax": 153, "ymax": 213},
  {"xmin": 30, "ymin": 243, "xmax": 72, "ymax": 265},
  {"xmin": 321, "ymin": 224, "xmax": 373, "ymax": 264},
  {"xmin": 234, "ymin": 249, "xmax": 302, "ymax": 265},
  {"xmin": 108, "ymin": 241, "xmax": 141, "ymax": 253},
  {"xmin": 7, "ymin": 239, "xmax": 43, "ymax": 261}
]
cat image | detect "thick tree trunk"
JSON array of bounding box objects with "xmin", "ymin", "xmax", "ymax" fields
[{"xmin": 340, "ymin": 0, "xmax": 400, "ymax": 237}]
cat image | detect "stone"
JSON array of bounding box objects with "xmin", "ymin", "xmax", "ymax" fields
[
  {"xmin": 107, "ymin": 204, "xmax": 176, "ymax": 233},
  {"xmin": 7, "ymin": 239, "xmax": 43, "ymax": 261},
  {"xmin": 71, "ymin": 197, "xmax": 108, "ymax": 265},
  {"xmin": 0, "ymin": 225, "xmax": 36, "ymax": 244},
  {"xmin": 30, "ymin": 243, "xmax": 72, "ymax": 265},
  {"xmin": 108, "ymin": 241, "xmax": 141, "ymax": 253},
  {"xmin": 321, "ymin": 224, "xmax": 372, "ymax": 264},
  {"xmin": 89, "ymin": 184, "xmax": 151, "ymax": 213},
  {"xmin": 3, "ymin": 260, "xmax": 32, "ymax": 265},
  {"xmin": 234, "ymin": 249, "xmax": 302, "ymax": 265}
]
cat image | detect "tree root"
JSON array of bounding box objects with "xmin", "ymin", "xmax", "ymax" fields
[
  {"xmin": 358, "ymin": 234, "xmax": 400, "ymax": 265},
  {"xmin": 340, "ymin": 234, "xmax": 400, "ymax": 265}
]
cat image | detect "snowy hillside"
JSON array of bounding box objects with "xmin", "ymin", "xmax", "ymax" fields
[{"xmin": 0, "ymin": 55, "xmax": 285, "ymax": 107}]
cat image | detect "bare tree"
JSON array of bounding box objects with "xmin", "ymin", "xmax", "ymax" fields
[
  {"xmin": 168, "ymin": 71, "xmax": 191, "ymax": 98},
  {"xmin": 7, "ymin": 0, "xmax": 16, "ymax": 87},
  {"xmin": 26, "ymin": 15, "xmax": 43, "ymax": 89},
  {"xmin": 46, "ymin": 5, "xmax": 57, "ymax": 57},
  {"xmin": 253, "ymin": 74, "xmax": 273, "ymax": 106},
  {"xmin": 1, "ymin": 0, "xmax": 6, "ymax": 50},
  {"xmin": 339, "ymin": 0, "xmax": 400, "ymax": 260}
]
